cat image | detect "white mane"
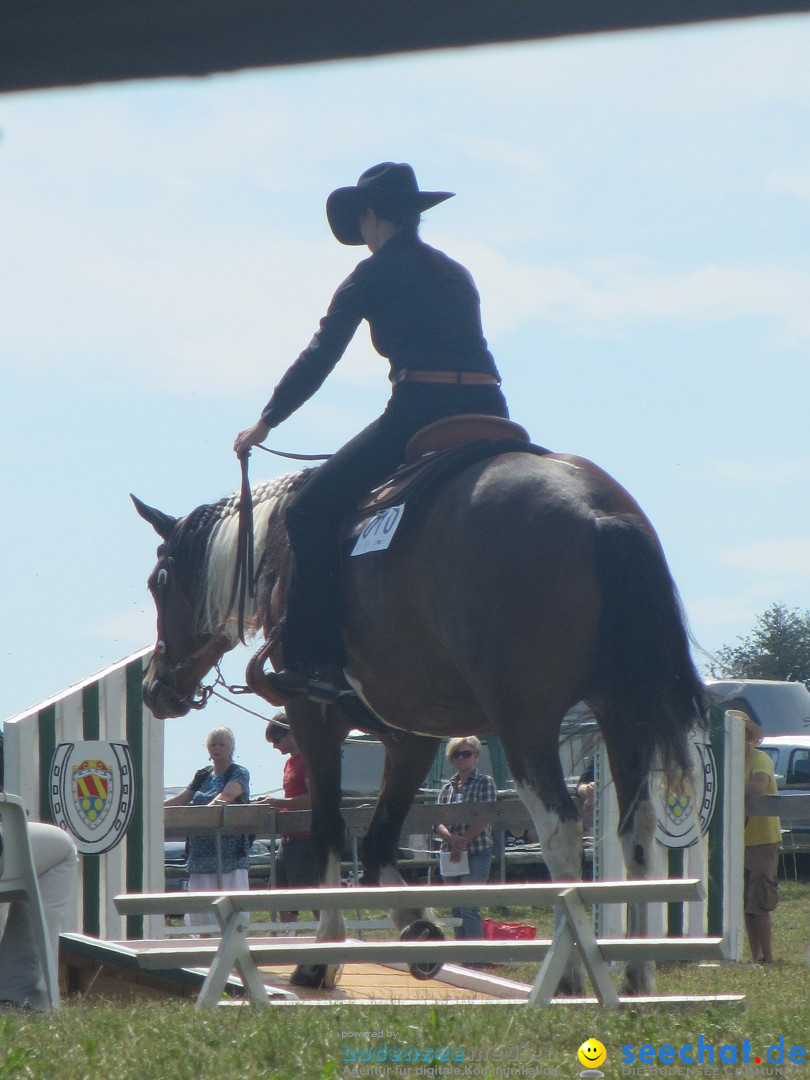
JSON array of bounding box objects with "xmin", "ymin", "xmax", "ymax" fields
[{"xmin": 203, "ymin": 472, "xmax": 302, "ymax": 644}]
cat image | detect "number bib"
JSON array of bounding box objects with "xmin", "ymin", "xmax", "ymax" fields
[{"xmin": 350, "ymin": 504, "xmax": 405, "ymax": 556}]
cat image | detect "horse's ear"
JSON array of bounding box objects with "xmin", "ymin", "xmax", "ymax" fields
[{"xmin": 130, "ymin": 494, "xmax": 178, "ymax": 540}]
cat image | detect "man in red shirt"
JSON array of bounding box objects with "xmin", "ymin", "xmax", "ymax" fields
[{"xmin": 263, "ymin": 718, "xmax": 320, "ymax": 922}]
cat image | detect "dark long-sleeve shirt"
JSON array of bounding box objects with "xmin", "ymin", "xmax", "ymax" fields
[{"xmin": 261, "ymin": 231, "xmax": 499, "ymax": 428}]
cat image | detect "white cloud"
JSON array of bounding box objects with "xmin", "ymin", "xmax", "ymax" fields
[
  {"xmin": 6, "ymin": 189, "xmax": 810, "ymax": 393},
  {"xmin": 702, "ymin": 459, "xmax": 810, "ymax": 492},
  {"xmin": 4, "ymin": 20, "xmax": 810, "ymax": 400},
  {"xmin": 688, "ymin": 590, "xmax": 769, "ymax": 631},
  {"xmin": 86, "ymin": 606, "xmax": 155, "ymax": 649},
  {"xmin": 450, "ymin": 242, "xmax": 810, "ymax": 340},
  {"xmin": 718, "ymin": 539, "xmax": 810, "ymax": 580},
  {"xmin": 767, "ymin": 167, "xmax": 810, "ymax": 204},
  {"xmin": 687, "ymin": 578, "xmax": 810, "ymax": 663}
]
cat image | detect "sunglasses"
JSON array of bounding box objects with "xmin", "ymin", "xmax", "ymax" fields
[{"xmin": 451, "ymin": 749, "xmax": 475, "ymax": 759}]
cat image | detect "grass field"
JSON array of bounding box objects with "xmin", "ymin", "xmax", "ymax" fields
[{"xmin": 1, "ymin": 881, "xmax": 808, "ymax": 1080}]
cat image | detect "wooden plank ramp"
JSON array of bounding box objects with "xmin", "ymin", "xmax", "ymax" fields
[
  {"xmin": 108, "ymin": 879, "xmax": 744, "ymax": 1010},
  {"xmin": 60, "ymin": 933, "xmax": 533, "ymax": 1005},
  {"xmin": 60, "ymin": 932, "xmax": 744, "ymax": 1008}
]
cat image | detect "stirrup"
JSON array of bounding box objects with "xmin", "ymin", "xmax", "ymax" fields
[
  {"xmin": 301, "ymin": 664, "xmax": 347, "ymax": 704},
  {"xmin": 305, "ymin": 679, "xmax": 341, "ymax": 704},
  {"xmin": 262, "ymin": 664, "xmax": 346, "ymax": 705}
]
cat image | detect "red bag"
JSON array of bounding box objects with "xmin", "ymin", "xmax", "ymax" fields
[{"xmin": 482, "ymin": 918, "xmax": 537, "ymax": 940}]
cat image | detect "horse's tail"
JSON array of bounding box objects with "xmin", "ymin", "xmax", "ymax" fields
[{"xmin": 593, "ymin": 514, "xmax": 706, "ymax": 779}]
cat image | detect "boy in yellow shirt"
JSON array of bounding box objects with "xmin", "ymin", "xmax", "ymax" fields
[{"xmin": 743, "ymin": 713, "xmax": 782, "ymax": 964}]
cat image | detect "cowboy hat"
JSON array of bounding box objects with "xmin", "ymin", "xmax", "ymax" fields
[{"xmin": 326, "ymin": 162, "xmax": 454, "ymax": 246}]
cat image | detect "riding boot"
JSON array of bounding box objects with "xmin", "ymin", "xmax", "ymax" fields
[{"xmin": 262, "ymin": 663, "xmax": 348, "ymax": 705}]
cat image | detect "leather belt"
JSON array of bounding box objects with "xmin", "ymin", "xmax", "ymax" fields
[{"xmin": 393, "ymin": 369, "xmax": 501, "ymax": 386}]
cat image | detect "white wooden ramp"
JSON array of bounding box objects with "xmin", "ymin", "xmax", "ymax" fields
[{"xmin": 111, "ymin": 879, "xmax": 744, "ymax": 1010}]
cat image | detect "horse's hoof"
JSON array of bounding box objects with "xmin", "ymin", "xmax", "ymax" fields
[
  {"xmin": 400, "ymin": 918, "xmax": 445, "ymax": 981},
  {"xmin": 620, "ymin": 969, "xmax": 656, "ymax": 997},
  {"xmin": 555, "ymin": 964, "xmax": 586, "ymax": 997},
  {"xmin": 620, "ymin": 959, "xmax": 656, "ymax": 996},
  {"xmin": 322, "ymin": 964, "xmax": 343, "ymax": 990},
  {"xmin": 289, "ymin": 963, "xmax": 342, "ymax": 989}
]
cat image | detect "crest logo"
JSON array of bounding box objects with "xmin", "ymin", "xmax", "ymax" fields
[
  {"xmin": 72, "ymin": 758, "xmax": 113, "ymax": 830},
  {"xmin": 654, "ymin": 735, "xmax": 717, "ymax": 848},
  {"xmin": 50, "ymin": 741, "xmax": 135, "ymax": 854}
]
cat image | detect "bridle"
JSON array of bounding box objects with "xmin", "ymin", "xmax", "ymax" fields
[
  {"xmin": 149, "ymin": 544, "xmax": 232, "ymax": 710},
  {"xmin": 149, "ymin": 444, "xmax": 330, "ymax": 716},
  {"xmin": 148, "ymin": 513, "xmax": 280, "ymax": 715}
]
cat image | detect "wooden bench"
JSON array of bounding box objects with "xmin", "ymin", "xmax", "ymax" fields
[{"xmin": 115, "ymin": 878, "xmax": 731, "ymax": 1010}]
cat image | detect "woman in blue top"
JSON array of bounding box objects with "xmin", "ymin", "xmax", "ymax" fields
[
  {"xmin": 234, "ymin": 162, "xmax": 509, "ymax": 704},
  {"xmin": 165, "ymin": 726, "xmax": 250, "ymax": 928}
]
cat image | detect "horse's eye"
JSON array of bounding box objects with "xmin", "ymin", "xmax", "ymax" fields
[
  {"xmin": 157, "ymin": 640, "xmax": 167, "ymax": 655},
  {"xmin": 157, "ymin": 568, "xmax": 168, "ymax": 587}
]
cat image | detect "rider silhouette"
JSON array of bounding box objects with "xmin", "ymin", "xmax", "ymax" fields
[{"xmin": 234, "ymin": 162, "xmax": 509, "ymax": 704}]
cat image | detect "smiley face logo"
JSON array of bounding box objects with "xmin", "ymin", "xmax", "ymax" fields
[{"xmin": 577, "ymin": 1039, "xmax": 607, "ymax": 1070}]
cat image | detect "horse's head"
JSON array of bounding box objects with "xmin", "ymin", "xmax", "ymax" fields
[{"xmin": 132, "ymin": 494, "xmax": 234, "ymax": 719}]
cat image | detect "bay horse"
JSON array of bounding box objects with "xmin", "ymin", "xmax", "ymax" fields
[{"xmin": 134, "ymin": 445, "xmax": 705, "ymax": 994}]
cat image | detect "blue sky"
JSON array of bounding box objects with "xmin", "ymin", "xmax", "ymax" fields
[{"xmin": 2, "ymin": 14, "xmax": 809, "ymax": 790}]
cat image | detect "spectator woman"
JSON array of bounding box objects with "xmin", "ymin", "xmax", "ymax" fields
[
  {"xmin": 435, "ymin": 736, "xmax": 496, "ymax": 942},
  {"xmin": 165, "ymin": 726, "xmax": 250, "ymax": 929}
]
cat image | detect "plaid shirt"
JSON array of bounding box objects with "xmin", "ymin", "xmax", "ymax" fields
[{"xmin": 437, "ymin": 769, "xmax": 497, "ymax": 855}]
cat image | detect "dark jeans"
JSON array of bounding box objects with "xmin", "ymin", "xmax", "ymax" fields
[
  {"xmin": 274, "ymin": 837, "xmax": 320, "ymax": 923},
  {"xmin": 444, "ymin": 849, "xmax": 493, "ymax": 940},
  {"xmin": 275, "ymin": 837, "xmax": 319, "ymax": 889},
  {"xmin": 282, "ymin": 383, "xmax": 509, "ymax": 665}
]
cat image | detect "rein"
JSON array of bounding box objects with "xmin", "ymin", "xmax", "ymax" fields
[
  {"xmin": 234, "ymin": 454, "xmax": 255, "ymax": 644},
  {"xmin": 160, "ymin": 444, "xmax": 331, "ymax": 710},
  {"xmin": 254, "ymin": 443, "xmax": 332, "ymax": 462},
  {"xmin": 232, "ymin": 444, "xmax": 331, "ymax": 643},
  {"xmin": 198, "ymin": 664, "xmax": 282, "ymax": 723}
]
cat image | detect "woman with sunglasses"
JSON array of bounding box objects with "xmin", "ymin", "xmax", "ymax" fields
[{"xmin": 435, "ymin": 736, "xmax": 497, "ymax": 945}]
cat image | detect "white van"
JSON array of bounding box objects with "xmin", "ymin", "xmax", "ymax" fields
[
  {"xmin": 759, "ymin": 736, "xmax": 810, "ymax": 789},
  {"xmin": 704, "ymin": 679, "xmax": 810, "ymax": 736},
  {"xmin": 759, "ymin": 735, "xmax": 810, "ymax": 854}
]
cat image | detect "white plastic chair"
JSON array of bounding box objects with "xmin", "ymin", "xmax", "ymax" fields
[{"xmin": 0, "ymin": 794, "xmax": 60, "ymax": 1010}]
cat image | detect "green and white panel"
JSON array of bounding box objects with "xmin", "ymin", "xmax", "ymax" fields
[
  {"xmin": 592, "ymin": 711, "xmax": 744, "ymax": 958},
  {"xmin": 3, "ymin": 647, "xmax": 164, "ymax": 940}
]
